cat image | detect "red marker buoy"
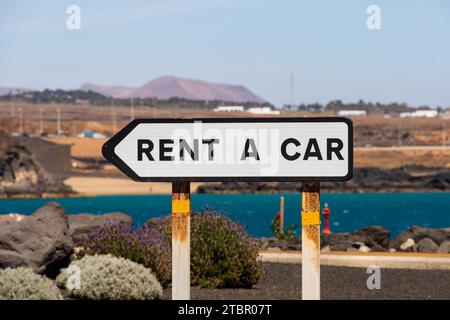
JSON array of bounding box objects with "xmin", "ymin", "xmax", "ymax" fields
[{"xmin": 322, "ymin": 203, "xmax": 332, "ymax": 234}]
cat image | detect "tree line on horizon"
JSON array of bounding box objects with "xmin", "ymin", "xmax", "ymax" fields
[
  {"xmin": 285, "ymin": 99, "xmax": 446, "ymax": 114},
  {"xmin": 0, "ymin": 89, "xmax": 445, "ymax": 114},
  {"xmin": 0, "ymin": 89, "xmax": 274, "ymax": 110}
]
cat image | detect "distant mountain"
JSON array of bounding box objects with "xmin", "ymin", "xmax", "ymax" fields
[
  {"xmin": 79, "ymin": 83, "xmax": 136, "ymax": 98},
  {"xmin": 80, "ymin": 76, "xmax": 264, "ymax": 103}
]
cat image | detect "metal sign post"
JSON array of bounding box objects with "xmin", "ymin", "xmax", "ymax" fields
[
  {"xmin": 172, "ymin": 181, "xmax": 191, "ymax": 300},
  {"xmin": 301, "ymin": 182, "xmax": 321, "ymax": 300}
]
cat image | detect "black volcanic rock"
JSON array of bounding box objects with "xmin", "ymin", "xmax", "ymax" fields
[
  {"xmin": 437, "ymin": 241, "xmax": 450, "ymax": 253},
  {"xmin": 351, "ymin": 226, "xmax": 390, "ymax": 248},
  {"xmin": 197, "ymin": 166, "xmax": 450, "ymax": 194},
  {"xmin": 416, "ymin": 238, "xmax": 439, "ymax": 253},
  {"xmin": 0, "ymin": 131, "xmax": 72, "ymax": 196},
  {"xmin": 68, "ymin": 212, "xmax": 133, "ymax": 243},
  {"xmin": 389, "ymin": 225, "xmax": 450, "ymax": 250},
  {"xmin": 321, "ymin": 226, "xmax": 390, "ymax": 251},
  {"xmin": 262, "ymin": 226, "xmax": 390, "ymax": 252},
  {"xmin": 0, "ymin": 202, "xmax": 74, "ymax": 277}
]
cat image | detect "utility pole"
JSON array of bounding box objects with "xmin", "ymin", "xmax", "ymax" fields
[
  {"xmin": 10, "ymin": 99, "xmax": 15, "ymax": 117},
  {"xmin": 57, "ymin": 108, "xmax": 62, "ymax": 135},
  {"xmin": 130, "ymin": 98, "xmax": 135, "ymax": 121},
  {"xmin": 112, "ymin": 106, "xmax": 117, "ymax": 132},
  {"xmin": 39, "ymin": 107, "xmax": 44, "ymax": 135},
  {"xmin": 72, "ymin": 120, "xmax": 77, "ymax": 137},
  {"xmin": 18, "ymin": 107, "xmax": 23, "ymax": 135},
  {"xmin": 443, "ymin": 121, "xmax": 447, "ymax": 147},
  {"xmin": 290, "ymin": 73, "xmax": 295, "ymax": 108}
]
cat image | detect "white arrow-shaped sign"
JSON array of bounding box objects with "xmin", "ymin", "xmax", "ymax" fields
[{"xmin": 102, "ymin": 117, "xmax": 353, "ymax": 182}]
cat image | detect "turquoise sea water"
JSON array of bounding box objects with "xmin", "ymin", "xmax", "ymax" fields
[{"xmin": 0, "ymin": 193, "xmax": 449, "ymax": 238}]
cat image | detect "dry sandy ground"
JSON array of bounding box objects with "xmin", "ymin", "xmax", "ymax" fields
[
  {"xmin": 65, "ymin": 176, "xmax": 203, "ymax": 195},
  {"xmin": 354, "ymin": 146, "xmax": 450, "ymax": 168},
  {"xmin": 45, "ymin": 137, "xmax": 106, "ymax": 158}
]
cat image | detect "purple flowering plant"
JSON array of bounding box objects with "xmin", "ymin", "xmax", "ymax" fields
[
  {"xmin": 84, "ymin": 208, "xmax": 262, "ymax": 289},
  {"xmin": 83, "ymin": 222, "xmax": 171, "ymax": 287},
  {"xmin": 188, "ymin": 209, "xmax": 262, "ymax": 288}
]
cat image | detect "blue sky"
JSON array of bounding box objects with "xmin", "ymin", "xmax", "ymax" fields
[{"xmin": 1, "ymin": 0, "xmax": 449, "ymax": 107}]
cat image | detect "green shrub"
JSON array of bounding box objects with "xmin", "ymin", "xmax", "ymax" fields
[
  {"xmin": 84, "ymin": 209, "xmax": 263, "ymax": 289},
  {"xmin": 270, "ymin": 212, "xmax": 297, "ymax": 240},
  {"xmin": 0, "ymin": 267, "xmax": 63, "ymax": 300},
  {"xmin": 192, "ymin": 210, "xmax": 262, "ymax": 288},
  {"xmin": 148, "ymin": 209, "xmax": 263, "ymax": 288},
  {"xmin": 56, "ymin": 254, "xmax": 162, "ymax": 300}
]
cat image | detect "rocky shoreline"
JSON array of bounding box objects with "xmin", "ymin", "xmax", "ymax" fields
[
  {"xmin": 197, "ymin": 166, "xmax": 450, "ymax": 193},
  {"xmin": 0, "ymin": 202, "xmax": 449, "ymax": 279},
  {"xmin": 260, "ymin": 225, "xmax": 450, "ymax": 254},
  {"xmin": 1, "ymin": 204, "xmax": 449, "ymax": 301},
  {"xmin": 0, "ymin": 203, "xmax": 131, "ymax": 277}
]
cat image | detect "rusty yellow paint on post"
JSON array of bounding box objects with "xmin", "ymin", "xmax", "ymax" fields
[
  {"xmin": 172, "ymin": 181, "xmax": 190, "ymax": 300},
  {"xmin": 279, "ymin": 196, "xmax": 285, "ymax": 235},
  {"xmin": 301, "ymin": 182, "xmax": 320, "ymax": 300}
]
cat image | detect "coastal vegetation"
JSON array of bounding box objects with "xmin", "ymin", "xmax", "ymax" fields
[
  {"xmin": 83, "ymin": 209, "xmax": 262, "ymax": 289},
  {"xmin": 171, "ymin": 209, "xmax": 262, "ymax": 288},
  {"xmin": 270, "ymin": 213, "xmax": 297, "ymax": 241},
  {"xmin": 56, "ymin": 254, "xmax": 162, "ymax": 300},
  {"xmin": 0, "ymin": 202, "xmax": 449, "ymax": 300},
  {"xmin": 0, "ymin": 267, "xmax": 63, "ymax": 300},
  {"xmin": 83, "ymin": 222, "xmax": 172, "ymax": 287}
]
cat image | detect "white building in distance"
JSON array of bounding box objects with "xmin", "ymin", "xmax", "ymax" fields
[
  {"xmin": 247, "ymin": 107, "xmax": 281, "ymax": 115},
  {"xmin": 337, "ymin": 110, "xmax": 367, "ymax": 116},
  {"xmin": 213, "ymin": 106, "xmax": 244, "ymax": 112},
  {"xmin": 399, "ymin": 110, "xmax": 438, "ymax": 118}
]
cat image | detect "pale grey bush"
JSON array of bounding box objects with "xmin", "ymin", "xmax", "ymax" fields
[
  {"xmin": 0, "ymin": 267, "xmax": 63, "ymax": 300},
  {"xmin": 56, "ymin": 254, "xmax": 162, "ymax": 300}
]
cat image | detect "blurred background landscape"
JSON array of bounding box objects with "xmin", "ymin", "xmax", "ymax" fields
[
  {"xmin": 1, "ymin": 3, "xmax": 450, "ymax": 302},
  {"xmin": 0, "ymin": 0, "xmax": 449, "ymax": 235},
  {"xmin": 0, "ymin": 84, "xmax": 448, "ymax": 197}
]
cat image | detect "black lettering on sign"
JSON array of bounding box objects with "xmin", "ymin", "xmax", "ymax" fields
[
  {"xmin": 180, "ymin": 139, "xmax": 199, "ymax": 161},
  {"xmin": 137, "ymin": 139, "xmax": 154, "ymax": 161},
  {"xmin": 304, "ymin": 138, "xmax": 323, "ymax": 160},
  {"xmin": 241, "ymin": 139, "xmax": 260, "ymax": 160},
  {"xmin": 327, "ymin": 138, "xmax": 344, "ymax": 160},
  {"xmin": 281, "ymin": 138, "xmax": 301, "ymax": 161},
  {"xmin": 202, "ymin": 139, "xmax": 219, "ymax": 160},
  {"xmin": 160, "ymin": 139, "xmax": 174, "ymax": 161}
]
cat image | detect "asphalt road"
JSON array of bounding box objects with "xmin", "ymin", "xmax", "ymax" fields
[{"xmin": 163, "ymin": 262, "xmax": 450, "ymax": 300}]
